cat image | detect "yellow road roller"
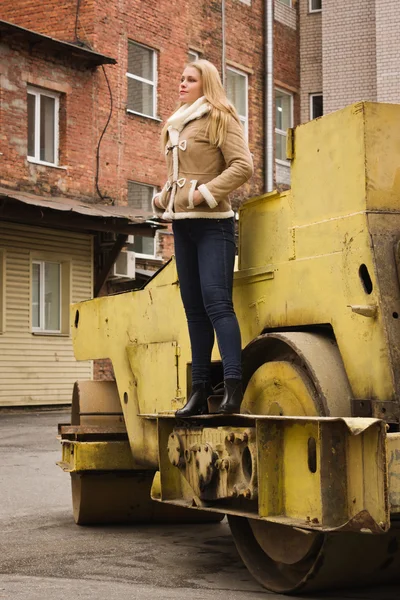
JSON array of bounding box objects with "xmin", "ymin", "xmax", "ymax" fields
[{"xmin": 58, "ymin": 102, "xmax": 400, "ymax": 594}]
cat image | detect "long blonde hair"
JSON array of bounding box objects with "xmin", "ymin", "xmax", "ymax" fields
[{"xmin": 161, "ymin": 59, "xmax": 241, "ymax": 149}]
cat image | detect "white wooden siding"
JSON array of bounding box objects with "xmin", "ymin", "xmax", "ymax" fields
[{"xmin": 0, "ymin": 222, "xmax": 93, "ymax": 406}]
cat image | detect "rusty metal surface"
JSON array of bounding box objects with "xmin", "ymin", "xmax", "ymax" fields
[
  {"xmin": 59, "ymin": 424, "xmax": 128, "ymax": 441},
  {"xmin": 368, "ymin": 213, "xmax": 400, "ymax": 421},
  {"xmin": 156, "ymin": 415, "xmax": 390, "ymax": 533},
  {"xmin": 71, "ymin": 380, "xmax": 124, "ymax": 426},
  {"xmin": 167, "ymin": 427, "xmax": 257, "ymax": 502},
  {"xmin": 58, "ymin": 440, "xmax": 135, "ymax": 472},
  {"xmin": 147, "ymin": 412, "xmax": 384, "ymax": 431},
  {"xmin": 229, "ymin": 516, "xmax": 400, "ymax": 594},
  {"xmin": 0, "ymin": 186, "xmax": 155, "ymax": 224}
]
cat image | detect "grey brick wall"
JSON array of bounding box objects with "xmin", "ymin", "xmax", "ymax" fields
[
  {"xmin": 322, "ymin": 0, "xmax": 377, "ymax": 113},
  {"xmin": 376, "ymin": 1, "xmax": 400, "ymax": 102},
  {"xmin": 299, "ymin": 0, "xmax": 322, "ymax": 123}
]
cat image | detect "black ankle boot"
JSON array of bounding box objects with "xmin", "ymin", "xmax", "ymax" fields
[
  {"xmin": 217, "ymin": 379, "xmax": 243, "ymax": 414},
  {"xmin": 175, "ymin": 382, "xmax": 213, "ymax": 417}
]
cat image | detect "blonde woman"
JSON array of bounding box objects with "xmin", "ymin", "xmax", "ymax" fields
[{"xmin": 153, "ymin": 59, "xmax": 253, "ymax": 416}]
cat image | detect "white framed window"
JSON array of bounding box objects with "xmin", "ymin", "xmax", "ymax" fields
[
  {"xmin": 127, "ymin": 41, "xmax": 157, "ymax": 118},
  {"xmin": 309, "ymin": 0, "xmax": 322, "ymax": 12},
  {"xmin": 127, "ymin": 181, "xmax": 157, "ymax": 258},
  {"xmin": 27, "ymin": 86, "xmax": 59, "ymax": 166},
  {"xmin": 188, "ymin": 50, "xmax": 199, "ymax": 62},
  {"xmin": 310, "ymin": 93, "xmax": 323, "ymax": 120},
  {"xmin": 275, "ymin": 88, "xmax": 293, "ymax": 164},
  {"xmin": 278, "ymin": 0, "xmax": 292, "ymax": 6},
  {"xmin": 32, "ymin": 261, "xmax": 61, "ymax": 333},
  {"xmin": 226, "ymin": 67, "xmax": 249, "ymax": 140}
]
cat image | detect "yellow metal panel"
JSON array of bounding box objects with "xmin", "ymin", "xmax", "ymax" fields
[
  {"xmin": 291, "ymin": 102, "xmax": 367, "ymax": 225},
  {"xmin": 257, "ymin": 422, "xmax": 283, "ymax": 517},
  {"xmin": 126, "ymin": 341, "xmax": 184, "ymax": 414},
  {"xmin": 235, "ymin": 104, "xmax": 399, "ymax": 402},
  {"xmin": 364, "ymin": 103, "xmax": 400, "ymax": 211},
  {"xmin": 238, "ymin": 191, "xmax": 293, "ymax": 271},
  {"xmin": 59, "ymin": 440, "xmax": 137, "ymax": 472},
  {"xmin": 283, "ymin": 423, "xmax": 322, "ymax": 522},
  {"xmin": 71, "ymin": 260, "xmax": 191, "ymax": 467}
]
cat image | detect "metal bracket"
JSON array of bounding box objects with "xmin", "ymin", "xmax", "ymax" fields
[
  {"xmin": 352, "ymin": 399, "xmax": 400, "ymax": 422},
  {"xmin": 154, "ymin": 414, "xmax": 390, "ymax": 534}
]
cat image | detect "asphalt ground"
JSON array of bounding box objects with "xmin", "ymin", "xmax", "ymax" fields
[{"xmin": 1, "ymin": 409, "xmax": 400, "ymax": 600}]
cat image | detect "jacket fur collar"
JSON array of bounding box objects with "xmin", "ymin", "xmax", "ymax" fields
[{"xmin": 166, "ymin": 96, "xmax": 210, "ymax": 136}]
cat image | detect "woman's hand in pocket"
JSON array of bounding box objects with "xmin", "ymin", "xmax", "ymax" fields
[{"xmin": 193, "ymin": 190, "xmax": 204, "ymax": 206}]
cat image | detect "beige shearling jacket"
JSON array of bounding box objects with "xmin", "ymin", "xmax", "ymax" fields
[{"xmin": 152, "ymin": 101, "xmax": 253, "ymax": 220}]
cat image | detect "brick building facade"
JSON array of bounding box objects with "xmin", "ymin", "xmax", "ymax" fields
[
  {"xmin": 1, "ymin": 0, "xmax": 300, "ymax": 385},
  {"xmin": 1, "ymin": 0, "xmax": 300, "ymax": 250}
]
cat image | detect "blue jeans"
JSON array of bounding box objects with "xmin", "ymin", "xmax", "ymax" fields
[{"xmin": 172, "ymin": 218, "xmax": 242, "ymax": 384}]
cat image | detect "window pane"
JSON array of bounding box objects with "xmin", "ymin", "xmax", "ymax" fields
[
  {"xmin": 311, "ymin": 0, "xmax": 322, "ymax": 10},
  {"xmin": 44, "ymin": 263, "xmax": 60, "ymax": 331},
  {"xmin": 279, "ymin": 0, "xmax": 291, "ymax": 5},
  {"xmin": 132, "ymin": 235, "xmax": 155, "ymax": 256},
  {"xmin": 40, "ymin": 95, "xmax": 55, "ymax": 163},
  {"xmin": 276, "ymin": 132, "xmax": 287, "ymax": 162},
  {"xmin": 127, "ymin": 182, "xmax": 154, "ymax": 211},
  {"xmin": 311, "ymin": 95, "xmax": 323, "ymax": 119},
  {"xmin": 127, "ymin": 78, "xmax": 154, "ymax": 116},
  {"xmin": 128, "ymin": 42, "xmax": 154, "ymax": 81},
  {"xmin": 226, "ymin": 70, "xmax": 246, "ymax": 117},
  {"xmin": 275, "ymin": 90, "xmax": 292, "ymax": 131},
  {"xmin": 32, "ymin": 263, "xmax": 41, "ymax": 328},
  {"xmin": 27, "ymin": 93, "xmax": 36, "ymax": 157}
]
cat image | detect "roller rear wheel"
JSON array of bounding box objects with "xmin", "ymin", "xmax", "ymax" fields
[
  {"xmin": 229, "ymin": 516, "xmax": 400, "ymax": 593},
  {"xmin": 228, "ymin": 332, "xmax": 400, "ymax": 593}
]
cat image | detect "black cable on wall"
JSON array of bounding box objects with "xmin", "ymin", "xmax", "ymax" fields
[
  {"xmin": 74, "ymin": 0, "xmax": 114, "ymax": 203},
  {"xmin": 95, "ymin": 66, "xmax": 114, "ymax": 203}
]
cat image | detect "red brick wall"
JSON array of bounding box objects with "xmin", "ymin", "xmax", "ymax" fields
[
  {"xmin": 87, "ymin": 0, "xmax": 268, "ymax": 223},
  {"xmin": 274, "ymin": 18, "xmax": 300, "ymax": 125},
  {"xmin": 225, "ymin": 0, "xmax": 265, "ymax": 202},
  {"xmin": 0, "ymin": 33, "xmax": 99, "ymax": 198},
  {"xmin": 0, "ymin": 0, "xmax": 95, "ymax": 43},
  {"xmin": 93, "ymin": 358, "xmax": 115, "ymax": 381},
  {"xmin": 157, "ymin": 227, "xmax": 175, "ymax": 259},
  {"xmin": 1, "ymin": 0, "xmax": 299, "ymax": 210},
  {"xmin": 85, "ymin": 0, "xmax": 188, "ymax": 208},
  {"xmin": 1, "ymin": 0, "xmax": 299, "ymax": 250}
]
